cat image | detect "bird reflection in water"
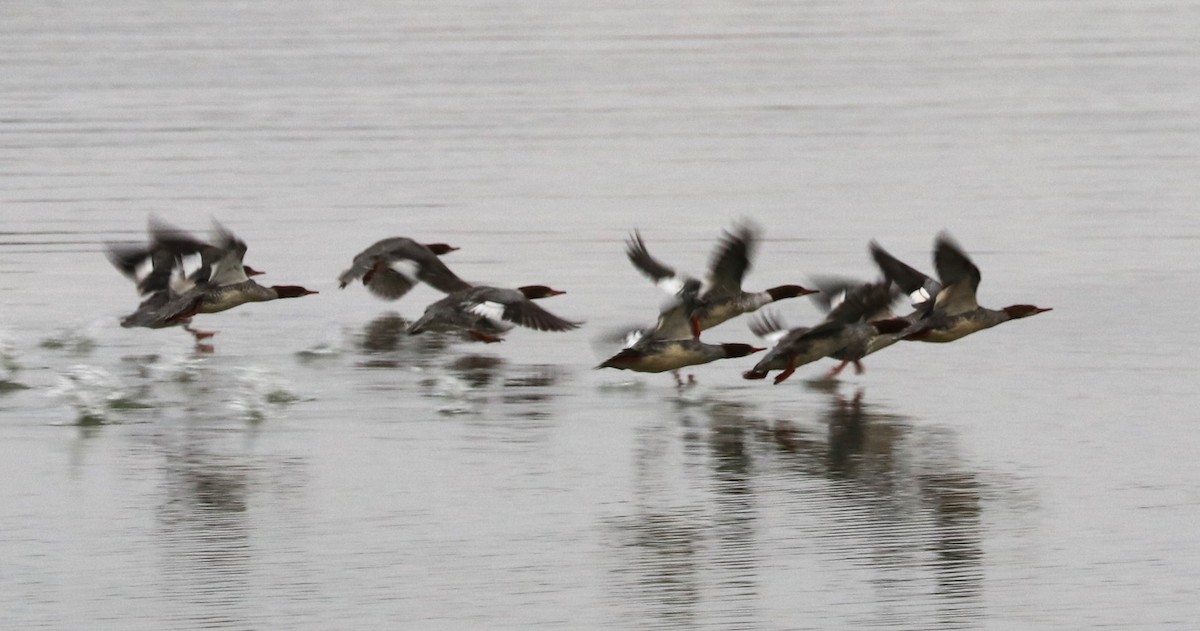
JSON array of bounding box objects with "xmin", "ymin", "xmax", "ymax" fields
[
  {"xmin": 357, "ymin": 312, "xmax": 448, "ymax": 369},
  {"xmin": 420, "ymin": 352, "xmax": 567, "ymax": 424},
  {"xmin": 772, "ymin": 385, "xmax": 985, "ymax": 627},
  {"xmin": 603, "ymin": 414, "xmax": 704, "ymax": 628},
  {"xmin": 151, "ymin": 410, "xmax": 310, "ymax": 629},
  {"xmin": 605, "ymin": 387, "xmax": 984, "ymax": 628},
  {"xmin": 156, "ymin": 445, "xmax": 254, "ymax": 628}
]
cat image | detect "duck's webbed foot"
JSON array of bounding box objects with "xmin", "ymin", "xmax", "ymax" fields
[{"xmin": 468, "ymin": 330, "xmax": 504, "ymax": 344}]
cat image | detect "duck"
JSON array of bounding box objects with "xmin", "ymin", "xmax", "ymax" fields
[
  {"xmin": 751, "ymin": 277, "xmax": 903, "ymax": 379},
  {"xmin": 338, "ymin": 237, "xmax": 469, "ymax": 300},
  {"xmin": 870, "ymin": 233, "xmax": 1051, "ymax": 344},
  {"xmin": 625, "ymin": 222, "xmax": 816, "ymax": 336},
  {"xmin": 743, "ymin": 280, "xmax": 902, "ymax": 384},
  {"xmin": 107, "ymin": 217, "xmax": 317, "ymax": 342},
  {"xmin": 597, "ymin": 282, "xmax": 764, "ymax": 384},
  {"xmin": 406, "ymin": 284, "xmax": 581, "ymax": 343},
  {"xmin": 597, "ymin": 338, "xmax": 765, "ymax": 380}
]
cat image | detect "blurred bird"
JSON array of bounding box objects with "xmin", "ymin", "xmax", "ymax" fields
[
  {"xmin": 107, "ymin": 216, "xmax": 317, "ymax": 344},
  {"xmin": 407, "ymin": 284, "xmax": 581, "ymax": 343},
  {"xmin": 869, "ymin": 232, "xmax": 1051, "ymax": 344},
  {"xmin": 338, "ymin": 237, "xmax": 468, "ymax": 300}
]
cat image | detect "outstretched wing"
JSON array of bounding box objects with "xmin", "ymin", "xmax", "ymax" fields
[
  {"xmin": 626, "ymin": 231, "xmax": 690, "ymax": 295},
  {"xmin": 932, "ymin": 233, "xmax": 981, "ymax": 315},
  {"xmin": 705, "ymin": 222, "xmax": 758, "ymax": 299},
  {"xmin": 870, "ymin": 240, "xmax": 941, "ymax": 312}
]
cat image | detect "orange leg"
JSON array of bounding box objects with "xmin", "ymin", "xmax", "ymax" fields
[
  {"xmin": 773, "ymin": 355, "xmax": 798, "ymax": 385},
  {"xmin": 468, "ymin": 330, "xmax": 504, "ymax": 344},
  {"xmin": 824, "ymin": 360, "xmax": 850, "ymax": 380},
  {"xmin": 183, "ymin": 323, "xmax": 216, "ymax": 341}
]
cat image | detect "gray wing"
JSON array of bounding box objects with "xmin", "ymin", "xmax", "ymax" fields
[
  {"xmin": 626, "ymin": 231, "xmax": 692, "ymax": 295},
  {"xmin": 468, "ymin": 287, "xmax": 582, "ymax": 332},
  {"xmin": 932, "ymin": 232, "xmax": 981, "ymax": 315},
  {"xmin": 106, "ymin": 243, "xmax": 177, "ymax": 299},
  {"xmin": 502, "ymin": 300, "xmax": 582, "ymax": 332},
  {"xmin": 705, "ymin": 222, "xmax": 758, "ymax": 299},
  {"xmin": 205, "ymin": 220, "xmax": 251, "ymax": 286},
  {"xmin": 825, "ymin": 280, "xmax": 897, "ymax": 326},
  {"xmin": 870, "ymin": 240, "xmax": 941, "ymax": 312},
  {"xmin": 339, "ymin": 237, "xmax": 469, "ymax": 299}
]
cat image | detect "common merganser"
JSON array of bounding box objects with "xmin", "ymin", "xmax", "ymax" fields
[
  {"xmin": 625, "ymin": 223, "xmax": 816, "ymax": 335},
  {"xmin": 870, "ymin": 233, "xmax": 1051, "ymax": 343},
  {"xmin": 597, "ymin": 282, "xmax": 763, "ymax": 382},
  {"xmin": 743, "ymin": 280, "xmax": 901, "ymax": 384},
  {"xmin": 107, "ymin": 217, "xmax": 317, "ymax": 342},
  {"xmin": 338, "ymin": 237, "xmax": 469, "ymax": 300},
  {"xmin": 597, "ymin": 339, "xmax": 764, "ymax": 375},
  {"xmin": 756, "ymin": 277, "xmax": 903, "ymax": 379},
  {"xmin": 406, "ymin": 285, "xmax": 581, "ymax": 343}
]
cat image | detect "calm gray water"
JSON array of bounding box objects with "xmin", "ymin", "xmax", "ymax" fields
[{"xmin": 2, "ymin": 1, "xmax": 1198, "ymax": 628}]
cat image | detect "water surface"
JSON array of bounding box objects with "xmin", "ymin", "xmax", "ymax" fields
[{"xmin": 2, "ymin": 0, "xmax": 1198, "ymax": 628}]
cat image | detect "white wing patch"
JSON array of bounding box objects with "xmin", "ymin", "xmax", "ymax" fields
[
  {"xmin": 209, "ymin": 253, "xmax": 249, "ymax": 286},
  {"xmin": 169, "ymin": 265, "xmax": 194, "ymax": 295},
  {"xmin": 389, "ymin": 259, "xmax": 421, "ymax": 282},
  {"xmin": 622, "ymin": 329, "xmax": 646, "ymax": 349},
  {"xmin": 829, "ymin": 289, "xmax": 847, "ymax": 310},
  {"xmin": 179, "ymin": 253, "xmax": 204, "ymax": 281},
  {"xmin": 764, "ymin": 329, "xmax": 789, "ymax": 345},
  {"xmin": 133, "ymin": 256, "xmax": 155, "ymax": 284},
  {"xmin": 909, "ymin": 287, "xmax": 931, "ymax": 307},
  {"xmin": 656, "ymin": 276, "xmax": 685, "ymax": 295},
  {"xmin": 468, "ymin": 300, "xmax": 506, "ymax": 324}
]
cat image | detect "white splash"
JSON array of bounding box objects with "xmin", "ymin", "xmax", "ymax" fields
[
  {"xmin": 228, "ymin": 367, "xmax": 300, "ymax": 421},
  {"xmin": 150, "ymin": 350, "xmax": 205, "ymax": 384},
  {"xmin": 48, "ymin": 365, "xmax": 132, "ymax": 424},
  {"xmin": 296, "ymin": 322, "xmax": 348, "ymax": 360},
  {"xmin": 39, "ymin": 326, "xmax": 98, "ymax": 355}
]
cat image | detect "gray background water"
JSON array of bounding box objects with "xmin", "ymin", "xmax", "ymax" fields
[{"xmin": 2, "ymin": 1, "xmax": 1197, "ymax": 628}]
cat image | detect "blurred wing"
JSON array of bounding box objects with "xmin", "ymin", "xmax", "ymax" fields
[
  {"xmin": 705, "ymin": 222, "xmax": 758, "ymax": 298},
  {"xmin": 626, "ymin": 231, "xmax": 688, "ymax": 295},
  {"xmin": 747, "ymin": 311, "xmax": 790, "ymax": 345},
  {"xmin": 932, "ymin": 232, "xmax": 981, "ymax": 315},
  {"xmin": 870, "ymin": 240, "xmax": 941, "ymax": 310},
  {"xmin": 500, "ymin": 300, "xmax": 582, "ymax": 332}
]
